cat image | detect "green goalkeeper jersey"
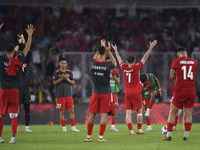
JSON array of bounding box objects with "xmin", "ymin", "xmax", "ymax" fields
[
  {"xmin": 142, "ymin": 73, "xmax": 158, "ymax": 99},
  {"xmin": 110, "ymin": 68, "xmax": 120, "ymax": 94}
]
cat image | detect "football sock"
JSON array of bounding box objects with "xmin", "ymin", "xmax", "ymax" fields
[
  {"xmin": 185, "ymin": 123, "xmax": 192, "ymax": 132},
  {"xmin": 111, "ymin": 120, "xmax": 115, "ymax": 128},
  {"xmin": 174, "ymin": 116, "xmax": 178, "ymax": 127},
  {"xmin": 70, "ymin": 118, "xmax": 75, "ymax": 127},
  {"xmin": 184, "ymin": 131, "xmax": 189, "ymax": 138},
  {"xmin": 87, "ymin": 124, "xmax": 94, "ymax": 137},
  {"xmin": 11, "ymin": 118, "xmax": 18, "ymax": 135},
  {"xmin": 99, "ymin": 124, "xmax": 106, "ymax": 137},
  {"xmin": 167, "ymin": 122, "xmax": 173, "ymax": 132},
  {"xmin": 137, "ymin": 122, "xmax": 142, "ymax": 130},
  {"xmin": 60, "ymin": 119, "xmax": 65, "ymax": 127},
  {"xmin": 0, "ymin": 118, "xmax": 4, "ymax": 137},
  {"xmin": 145, "ymin": 118, "xmax": 151, "ymax": 126},
  {"xmin": 127, "ymin": 123, "xmax": 133, "ymax": 131},
  {"xmin": 24, "ymin": 103, "xmax": 30, "ymax": 126},
  {"xmin": 148, "ymin": 103, "xmax": 153, "ymax": 109}
]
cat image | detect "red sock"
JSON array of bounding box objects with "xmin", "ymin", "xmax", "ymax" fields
[
  {"xmin": 148, "ymin": 103, "xmax": 153, "ymax": 109},
  {"xmin": 185, "ymin": 123, "xmax": 192, "ymax": 132},
  {"xmin": 145, "ymin": 118, "xmax": 151, "ymax": 126},
  {"xmin": 60, "ymin": 119, "xmax": 65, "ymax": 127},
  {"xmin": 167, "ymin": 122, "xmax": 174, "ymax": 132},
  {"xmin": 99, "ymin": 124, "xmax": 106, "ymax": 136},
  {"xmin": 137, "ymin": 122, "xmax": 142, "ymax": 130},
  {"xmin": 70, "ymin": 118, "xmax": 75, "ymax": 126},
  {"xmin": 87, "ymin": 124, "xmax": 94, "ymax": 136},
  {"xmin": 112, "ymin": 120, "xmax": 116, "ymax": 125},
  {"xmin": 0, "ymin": 118, "xmax": 4, "ymax": 136},
  {"xmin": 11, "ymin": 118, "xmax": 18, "ymax": 135},
  {"xmin": 127, "ymin": 123, "xmax": 133, "ymax": 131},
  {"xmin": 174, "ymin": 116, "xmax": 178, "ymax": 126}
]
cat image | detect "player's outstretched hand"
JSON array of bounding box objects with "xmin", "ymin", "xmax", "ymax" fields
[
  {"xmin": 0, "ymin": 23, "xmax": 4, "ymax": 30},
  {"xmin": 101, "ymin": 39, "xmax": 106, "ymax": 47},
  {"xmin": 106, "ymin": 41, "xmax": 111, "ymax": 52},
  {"xmin": 25, "ymin": 24, "xmax": 36, "ymax": 36},
  {"xmin": 111, "ymin": 44, "xmax": 117, "ymax": 51},
  {"xmin": 149, "ymin": 40, "xmax": 157, "ymax": 48}
]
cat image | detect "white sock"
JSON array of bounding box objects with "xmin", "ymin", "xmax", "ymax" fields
[
  {"xmin": 25, "ymin": 126, "xmax": 29, "ymax": 129},
  {"xmin": 98, "ymin": 135, "xmax": 103, "ymax": 139},
  {"xmin": 111, "ymin": 125, "xmax": 115, "ymax": 128},
  {"xmin": 62, "ymin": 126, "xmax": 66, "ymax": 129},
  {"xmin": 167, "ymin": 131, "xmax": 172, "ymax": 137},
  {"xmin": 184, "ymin": 131, "xmax": 189, "ymax": 138},
  {"xmin": 147, "ymin": 108, "xmax": 150, "ymax": 111},
  {"xmin": 71, "ymin": 126, "xmax": 75, "ymax": 128},
  {"xmin": 87, "ymin": 135, "xmax": 92, "ymax": 139},
  {"xmin": 148, "ymin": 125, "xmax": 151, "ymax": 128}
]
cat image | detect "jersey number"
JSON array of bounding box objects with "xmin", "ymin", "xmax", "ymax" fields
[
  {"xmin": 181, "ymin": 66, "xmax": 193, "ymax": 80},
  {"xmin": 126, "ymin": 73, "xmax": 131, "ymax": 83}
]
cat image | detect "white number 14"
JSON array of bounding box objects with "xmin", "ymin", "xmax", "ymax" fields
[{"xmin": 181, "ymin": 66, "xmax": 193, "ymax": 80}]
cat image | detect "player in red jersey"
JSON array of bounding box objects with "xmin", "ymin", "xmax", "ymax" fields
[
  {"xmin": 111, "ymin": 40, "xmax": 157, "ymax": 135},
  {"xmin": 161, "ymin": 47, "xmax": 198, "ymax": 141},
  {"xmin": 83, "ymin": 39, "xmax": 116, "ymax": 142},
  {"xmin": 0, "ymin": 24, "xmax": 35, "ymax": 144}
]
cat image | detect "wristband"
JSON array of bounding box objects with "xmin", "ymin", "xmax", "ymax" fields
[{"xmin": 158, "ymin": 89, "xmax": 161, "ymax": 91}]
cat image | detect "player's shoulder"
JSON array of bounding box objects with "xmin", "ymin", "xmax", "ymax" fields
[
  {"xmin": 55, "ymin": 69, "xmax": 61, "ymax": 73},
  {"xmin": 66, "ymin": 69, "xmax": 72, "ymax": 73}
]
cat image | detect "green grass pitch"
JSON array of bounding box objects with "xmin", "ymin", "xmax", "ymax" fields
[{"xmin": 1, "ymin": 124, "xmax": 200, "ymax": 150}]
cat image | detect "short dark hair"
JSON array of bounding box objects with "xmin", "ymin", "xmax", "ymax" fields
[
  {"xmin": 140, "ymin": 73, "xmax": 147, "ymax": 84},
  {"xmin": 97, "ymin": 45, "xmax": 106, "ymax": 55},
  {"xmin": 176, "ymin": 47, "xmax": 186, "ymax": 53},
  {"xmin": 105, "ymin": 56, "xmax": 110, "ymax": 60},
  {"xmin": 126, "ymin": 55, "xmax": 135, "ymax": 64},
  {"xmin": 60, "ymin": 58, "xmax": 67, "ymax": 62},
  {"xmin": 6, "ymin": 44, "xmax": 14, "ymax": 53}
]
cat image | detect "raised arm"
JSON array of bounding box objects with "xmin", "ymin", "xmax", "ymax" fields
[
  {"xmin": 23, "ymin": 24, "xmax": 35, "ymax": 57},
  {"xmin": 141, "ymin": 40, "xmax": 157, "ymax": 64},
  {"xmin": 106, "ymin": 42, "xmax": 116, "ymax": 67},
  {"xmin": 111, "ymin": 44, "xmax": 122, "ymax": 65}
]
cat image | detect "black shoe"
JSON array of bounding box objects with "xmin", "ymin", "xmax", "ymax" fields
[
  {"xmin": 183, "ymin": 137, "xmax": 190, "ymax": 141},
  {"xmin": 160, "ymin": 136, "xmax": 171, "ymax": 141}
]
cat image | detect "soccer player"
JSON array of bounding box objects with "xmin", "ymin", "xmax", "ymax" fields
[
  {"xmin": 15, "ymin": 34, "xmax": 33, "ymax": 132},
  {"xmin": 111, "ymin": 40, "xmax": 157, "ymax": 135},
  {"xmin": 161, "ymin": 47, "xmax": 198, "ymax": 141},
  {"xmin": 140, "ymin": 73, "xmax": 162, "ymax": 131},
  {"xmin": 105, "ymin": 56, "xmax": 120, "ymax": 132},
  {"xmin": 53, "ymin": 58, "xmax": 80, "ymax": 132},
  {"xmin": 83, "ymin": 39, "xmax": 116, "ymax": 142},
  {"xmin": 0, "ymin": 24, "xmax": 35, "ymax": 144}
]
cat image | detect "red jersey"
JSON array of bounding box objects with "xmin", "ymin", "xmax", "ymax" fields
[
  {"xmin": 171, "ymin": 57, "xmax": 198, "ymax": 96},
  {"xmin": 120, "ymin": 61, "xmax": 143, "ymax": 94}
]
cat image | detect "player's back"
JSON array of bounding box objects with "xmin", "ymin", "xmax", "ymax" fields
[
  {"xmin": 120, "ymin": 61, "xmax": 143, "ymax": 93},
  {"xmin": 172, "ymin": 57, "xmax": 198, "ymax": 95},
  {"xmin": 89, "ymin": 59, "xmax": 115, "ymax": 94}
]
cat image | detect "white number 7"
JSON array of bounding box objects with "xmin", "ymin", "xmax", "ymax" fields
[
  {"xmin": 181, "ymin": 66, "xmax": 193, "ymax": 80},
  {"xmin": 126, "ymin": 73, "xmax": 131, "ymax": 83}
]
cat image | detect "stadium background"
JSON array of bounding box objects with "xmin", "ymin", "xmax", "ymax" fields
[{"xmin": 0, "ymin": 0, "xmax": 200, "ymax": 124}]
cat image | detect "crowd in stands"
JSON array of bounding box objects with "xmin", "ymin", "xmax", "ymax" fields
[{"xmin": 0, "ymin": 6, "xmax": 200, "ymax": 102}]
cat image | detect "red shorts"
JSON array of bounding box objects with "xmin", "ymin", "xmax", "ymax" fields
[
  {"xmin": 89, "ymin": 93, "xmax": 112, "ymax": 114},
  {"xmin": 113, "ymin": 94, "xmax": 118, "ymax": 106},
  {"xmin": 124, "ymin": 93, "xmax": 142, "ymax": 110},
  {"xmin": 0, "ymin": 88, "xmax": 19, "ymax": 115},
  {"xmin": 56, "ymin": 97, "xmax": 74, "ymax": 110},
  {"xmin": 143, "ymin": 98, "xmax": 150, "ymax": 107},
  {"xmin": 171, "ymin": 93, "xmax": 196, "ymax": 109}
]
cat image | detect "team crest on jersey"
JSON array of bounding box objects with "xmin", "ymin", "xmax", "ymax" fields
[{"xmin": 23, "ymin": 63, "xmax": 27, "ymax": 68}]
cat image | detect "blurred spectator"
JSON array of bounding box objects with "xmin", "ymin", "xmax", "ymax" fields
[{"xmin": 73, "ymin": 87, "xmax": 84, "ymax": 103}]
